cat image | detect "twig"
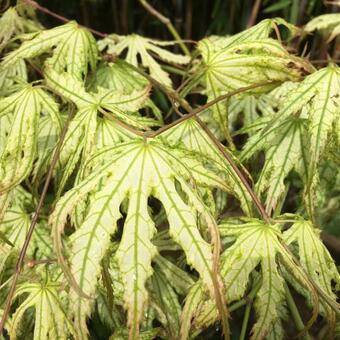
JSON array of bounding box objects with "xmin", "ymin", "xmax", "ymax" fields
[
  {"xmin": 0, "ymin": 0, "xmax": 10, "ymax": 13},
  {"xmin": 27, "ymin": 258, "xmax": 57, "ymax": 268},
  {"xmin": 27, "ymin": 59, "xmax": 44, "ymax": 77},
  {"xmin": 80, "ymin": 0, "xmax": 89, "ymax": 27},
  {"xmin": 138, "ymin": 0, "xmax": 190, "ymax": 56},
  {"xmin": 247, "ymin": 0, "xmax": 262, "ymax": 28},
  {"xmin": 161, "ymin": 64, "xmax": 187, "ymax": 76},
  {"xmin": 0, "ymin": 107, "xmax": 74, "ymax": 334},
  {"xmin": 99, "ymin": 108, "xmax": 145, "ymax": 137},
  {"xmin": 148, "ymin": 80, "xmax": 278, "ymax": 140},
  {"xmin": 195, "ymin": 116, "xmax": 271, "ymax": 223},
  {"xmin": 23, "ymin": 0, "xmax": 108, "ymax": 38}
]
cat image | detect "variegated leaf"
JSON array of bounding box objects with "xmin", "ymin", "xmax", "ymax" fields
[
  {"xmin": 305, "ymin": 13, "xmax": 340, "ymax": 42},
  {"xmin": 51, "ymin": 138, "xmax": 226, "ymax": 339},
  {"xmin": 98, "ymin": 34, "xmax": 190, "ymax": 87},
  {"xmin": 186, "ymin": 218, "xmax": 319, "ymax": 339},
  {"xmin": 241, "ymin": 117, "xmax": 309, "ymax": 214},
  {"xmin": 283, "ymin": 219, "xmax": 340, "ymax": 328},
  {"xmin": 161, "ymin": 118, "xmax": 254, "ymax": 215},
  {"xmin": 9, "ymin": 279, "xmax": 73, "ymax": 340},
  {"xmin": 0, "ymin": 85, "xmax": 60, "ymax": 194},
  {"xmin": 2, "ymin": 21, "xmax": 97, "ymax": 79}
]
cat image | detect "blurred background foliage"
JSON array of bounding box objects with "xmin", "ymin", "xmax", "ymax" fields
[
  {"xmin": 32, "ymin": 0, "xmax": 339, "ymax": 39},
  {"xmin": 24, "ymin": 0, "xmax": 339, "ymax": 65}
]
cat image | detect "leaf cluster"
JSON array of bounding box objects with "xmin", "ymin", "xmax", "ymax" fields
[{"xmin": 0, "ymin": 4, "xmax": 339, "ymax": 340}]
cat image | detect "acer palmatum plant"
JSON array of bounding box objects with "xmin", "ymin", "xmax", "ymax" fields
[{"xmin": 0, "ymin": 1, "xmax": 339, "ymax": 340}]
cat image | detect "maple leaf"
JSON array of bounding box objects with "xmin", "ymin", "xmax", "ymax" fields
[
  {"xmin": 51, "ymin": 137, "xmax": 228, "ymax": 339},
  {"xmin": 305, "ymin": 13, "xmax": 340, "ymax": 42},
  {"xmin": 98, "ymin": 34, "xmax": 190, "ymax": 87},
  {"xmin": 2, "ymin": 21, "xmax": 97, "ymax": 79}
]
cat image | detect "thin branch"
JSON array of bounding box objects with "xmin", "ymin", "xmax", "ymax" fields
[
  {"xmin": 149, "ymin": 80, "xmax": 278, "ymax": 141},
  {"xmin": 27, "ymin": 258, "xmax": 57, "ymax": 268},
  {"xmin": 79, "ymin": 0, "xmax": 89, "ymax": 27},
  {"xmin": 194, "ymin": 117, "xmax": 271, "ymax": 223},
  {"xmin": 0, "ymin": 0, "xmax": 10, "ymax": 13},
  {"xmin": 0, "ymin": 107, "xmax": 75, "ymax": 334},
  {"xmin": 26, "ymin": 59, "xmax": 44, "ymax": 77},
  {"xmin": 247, "ymin": 0, "xmax": 262, "ymax": 28},
  {"xmin": 23, "ymin": 0, "xmax": 108, "ymax": 38},
  {"xmin": 99, "ymin": 108, "xmax": 145, "ymax": 137},
  {"xmin": 138, "ymin": 0, "xmax": 191, "ymax": 56}
]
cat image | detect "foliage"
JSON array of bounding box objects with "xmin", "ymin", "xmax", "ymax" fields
[
  {"xmin": 305, "ymin": 13, "xmax": 340, "ymax": 42},
  {"xmin": 0, "ymin": 2, "xmax": 339, "ymax": 340}
]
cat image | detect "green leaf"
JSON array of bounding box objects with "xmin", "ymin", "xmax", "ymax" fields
[
  {"xmin": 197, "ymin": 37, "xmax": 313, "ymax": 140},
  {"xmin": 283, "ymin": 219, "xmax": 340, "ymax": 327},
  {"xmin": 2, "ymin": 21, "xmax": 97, "ymax": 79},
  {"xmin": 95, "ymin": 117, "xmax": 135, "ymax": 149},
  {"xmin": 98, "ymin": 34, "xmax": 190, "ymax": 87},
  {"xmin": 88, "ymin": 60, "xmax": 163, "ymax": 123},
  {"xmin": 189, "ymin": 218, "xmax": 319, "ymax": 339},
  {"xmin": 147, "ymin": 267, "xmax": 181, "ymax": 338},
  {"xmin": 220, "ymin": 220, "xmax": 287, "ymax": 339},
  {"xmin": 33, "ymin": 113, "xmax": 62, "ymax": 181},
  {"xmin": 51, "ymin": 138, "xmax": 225, "ymax": 339},
  {"xmin": 110, "ymin": 327, "xmax": 160, "ymax": 340},
  {"xmin": 305, "ymin": 13, "xmax": 340, "ymax": 42},
  {"xmin": 0, "ymin": 198, "xmax": 54, "ymax": 263},
  {"xmin": 0, "ymin": 59, "xmax": 27, "ymax": 96},
  {"xmin": 204, "ymin": 18, "xmax": 298, "ymax": 52},
  {"xmin": 161, "ymin": 118, "xmax": 254, "ymax": 215},
  {"xmin": 0, "ymin": 84, "xmax": 60, "ymax": 194},
  {"xmin": 243, "ymin": 65, "xmax": 340, "ymax": 215},
  {"xmin": 0, "ymin": 7, "xmax": 24, "ymax": 50},
  {"xmin": 200, "ymin": 92, "xmax": 277, "ymax": 140},
  {"xmin": 153, "ymin": 255, "xmax": 194, "ymax": 295},
  {"xmin": 0, "ymin": 205, "xmax": 30, "ymax": 249},
  {"xmin": 44, "ymin": 68, "xmax": 153, "ymax": 193},
  {"xmin": 45, "ymin": 67, "xmax": 153, "ymax": 129},
  {"xmin": 9, "ymin": 278, "xmax": 73, "ymax": 340},
  {"xmin": 88, "ymin": 60, "xmax": 149, "ymax": 93},
  {"xmin": 241, "ymin": 117, "xmax": 309, "ymax": 214},
  {"xmin": 0, "ymin": 115, "xmax": 11, "ymax": 156},
  {"xmin": 228, "ymin": 93, "xmax": 276, "ymax": 130},
  {"xmin": 180, "ymin": 282, "xmax": 205, "ymax": 340}
]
